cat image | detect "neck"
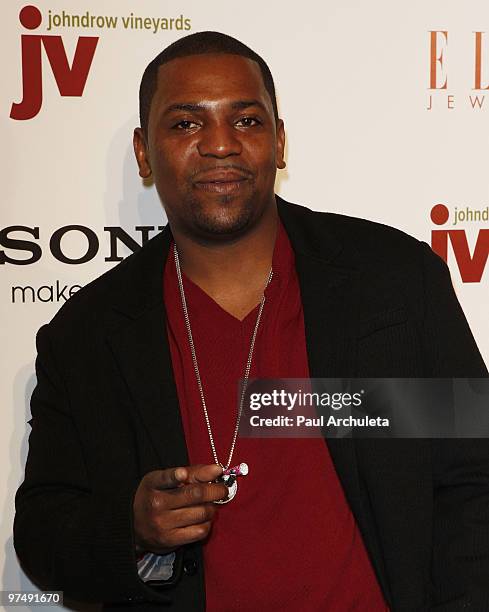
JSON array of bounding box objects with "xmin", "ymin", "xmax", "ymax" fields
[{"xmin": 172, "ymin": 203, "xmax": 278, "ymax": 320}]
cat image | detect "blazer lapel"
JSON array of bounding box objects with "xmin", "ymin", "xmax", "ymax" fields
[
  {"xmin": 108, "ymin": 303, "xmax": 188, "ymax": 469},
  {"xmin": 106, "ymin": 227, "xmax": 188, "ymax": 469},
  {"xmin": 278, "ymin": 197, "xmax": 392, "ymax": 603},
  {"xmin": 278, "ymin": 198, "xmax": 362, "ymax": 484}
]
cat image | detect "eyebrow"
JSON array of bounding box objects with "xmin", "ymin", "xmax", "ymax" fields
[
  {"xmin": 231, "ymin": 99, "xmax": 267, "ymax": 112},
  {"xmin": 163, "ymin": 99, "xmax": 267, "ymax": 115}
]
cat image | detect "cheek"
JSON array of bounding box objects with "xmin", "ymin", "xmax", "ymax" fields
[
  {"xmin": 155, "ymin": 144, "xmax": 195, "ymax": 180},
  {"xmin": 254, "ymin": 151, "xmax": 279, "ymax": 182},
  {"xmin": 150, "ymin": 137, "xmax": 178, "ymax": 166},
  {"xmin": 245, "ymin": 138, "xmax": 278, "ymax": 168}
]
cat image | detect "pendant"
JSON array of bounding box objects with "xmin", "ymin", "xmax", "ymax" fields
[{"xmin": 214, "ymin": 463, "xmax": 248, "ymax": 504}]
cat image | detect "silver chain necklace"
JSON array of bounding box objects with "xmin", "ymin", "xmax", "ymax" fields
[{"xmin": 173, "ymin": 243, "xmax": 273, "ymax": 503}]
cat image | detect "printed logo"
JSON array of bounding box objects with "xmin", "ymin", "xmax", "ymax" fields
[
  {"xmin": 431, "ymin": 203, "xmax": 489, "ymax": 282},
  {"xmin": 0, "ymin": 224, "xmax": 163, "ymax": 265},
  {"xmin": 427, "ymin": 30, "xmax": 489, "ymax": 111},
  {"xmin": 10, "ymin": 5, "xmax": 98, "ymax": 120},
  {"xmin": 0, "ymin": 224, "xmax": 166, "ymax": 304}
]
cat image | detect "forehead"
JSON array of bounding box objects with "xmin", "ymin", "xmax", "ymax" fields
[{"xmin": 152, "ymin": 53, "xmax": 272, "ymax": 112}]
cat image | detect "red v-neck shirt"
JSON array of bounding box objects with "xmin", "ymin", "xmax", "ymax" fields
[{"xmin": 163, "ymin": 221, "xmax": 388, "ymax": 611}]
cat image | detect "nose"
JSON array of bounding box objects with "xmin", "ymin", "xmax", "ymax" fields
[{"xmin": 197, "ymin": 123, "xmax": 242, "ymax": 158}]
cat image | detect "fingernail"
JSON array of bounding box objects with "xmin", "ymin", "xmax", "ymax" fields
[{"xmin": 175, "ymin": 467, "xmax": 187, "ymax": 481}]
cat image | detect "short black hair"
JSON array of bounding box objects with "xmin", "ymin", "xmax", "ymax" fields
[{"xmin": 139, "ymin": 31, "xmax": 279, "ymax": 135}]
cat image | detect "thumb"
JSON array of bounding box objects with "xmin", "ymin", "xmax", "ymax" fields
[{"xmin": 184, "ymin": 464, "xmax": 223, "ymax": 484}]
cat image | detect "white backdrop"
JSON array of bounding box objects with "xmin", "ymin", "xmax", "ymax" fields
[{"xmin": 2, "ymin": 0, "xmax": 488, "ymax": 609}]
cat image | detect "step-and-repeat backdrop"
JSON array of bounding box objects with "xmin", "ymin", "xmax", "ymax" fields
[{"xmin": 2, "ymin": 0, "xmax": 488, "ymax": 607}]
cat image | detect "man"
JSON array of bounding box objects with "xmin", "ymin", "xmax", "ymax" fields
[{"xmin": 14, "ymin": 31, "xmax": 489, "ymax": 611}]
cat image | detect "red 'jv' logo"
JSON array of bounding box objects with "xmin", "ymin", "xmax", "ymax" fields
[
  {"xmin": 10, "ymin": 5, "xmax": 98, "ymax": 120},
  {"xmin": 431, "ymin": 204, "xmax": 489, "ymax": 283}
]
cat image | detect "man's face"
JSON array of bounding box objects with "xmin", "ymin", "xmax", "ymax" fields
[{"xmin": 134, "ymin": 53, "xmax": 285, "ymax": 241}]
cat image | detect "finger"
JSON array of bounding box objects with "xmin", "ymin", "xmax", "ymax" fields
[
  {"xmin": 167, "ymin": 504, "xmax": 217, "ymax": 529},
  {"xmin": 163, "ymin": 522, "xmax": 213, "ymax": 549},
  {"xmin": 144, "ymin": 467, "xmax": 189, "ymax": 491},
  {"xmin": 165, "ymin": 482, "xmax": 229, "ymax": 509},
  {"xmin": 184, "ymin": 464, "xmax": 223, "ymax": 484}
]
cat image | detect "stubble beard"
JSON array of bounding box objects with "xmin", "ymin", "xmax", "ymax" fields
[{"xmin": 187, "ymin": 192, "xmax": 257, "ymax": 238}]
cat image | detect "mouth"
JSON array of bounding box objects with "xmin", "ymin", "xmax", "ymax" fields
[{"xmin": 193, "ymin": 170, "xmax": 252, "ymax": 194}]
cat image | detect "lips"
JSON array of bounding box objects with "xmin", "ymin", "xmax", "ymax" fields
[
  {"xmin": 193, "ymin": 169, "xmax": 251, "ymax": 194},
  {"xmin": 195, "ymin": 170, "xmax": 250, "ymax": 183}
]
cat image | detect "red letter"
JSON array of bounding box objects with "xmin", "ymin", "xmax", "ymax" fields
[
  {"xmin": 448, "ymin": 229, "xmax": 489, "ymax": 282},
  {"xmin": 430, "ymin": 31, "xmax": 448, "ymax": 90},
  {"xmin": 42, "ymin": 36, "xmax": 98, "ymax": 96},
  {"xmin": 431, "ymin": 230, "xmax": 449, "ymax": 261},
  {"xmin": 10, "ymin": 34, "xmax": 43, "ymax": 120},
  {"xmin": 474, "ymin": 32, "xmax": 489, "ymax": 90}
]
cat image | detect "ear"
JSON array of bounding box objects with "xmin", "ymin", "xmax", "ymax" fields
[
  {"xmin": 276, "ymin": 119, "xmax": 286, "ymax": 170},
  {"xmin": 133, "ymin": 128, "xmax": 152, "ymax": 178}
]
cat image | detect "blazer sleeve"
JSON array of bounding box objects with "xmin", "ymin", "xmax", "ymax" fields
[
  {"xmin": 13, "ymin": 324, "xmax": 178, "ymax": 605},
  {"xmin": 420, "ymin": 242, "xmax": 489, "ymax": 610}
]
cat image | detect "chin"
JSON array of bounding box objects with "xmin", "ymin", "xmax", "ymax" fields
[{"xmin": 191, "ymin": 197, "xmax": 257, "ymax": 237}]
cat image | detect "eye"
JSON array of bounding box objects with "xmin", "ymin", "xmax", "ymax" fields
[
  {"xmin": 173, "ymin": 119, "xmax": 200, "ymax": 130},
  {"xmin": 235, "ymin": 116, "xmax": 262, "ymax": 128}
]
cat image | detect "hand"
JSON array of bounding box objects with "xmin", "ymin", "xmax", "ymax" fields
[{"xmin": 133, "ymin": 464, "xmax": 228, "ymax": 555}]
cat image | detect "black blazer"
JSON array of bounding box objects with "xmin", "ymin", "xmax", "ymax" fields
[{"xmin": 14, "ymin": 198, "xmax": 489, "ymax": 611}]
